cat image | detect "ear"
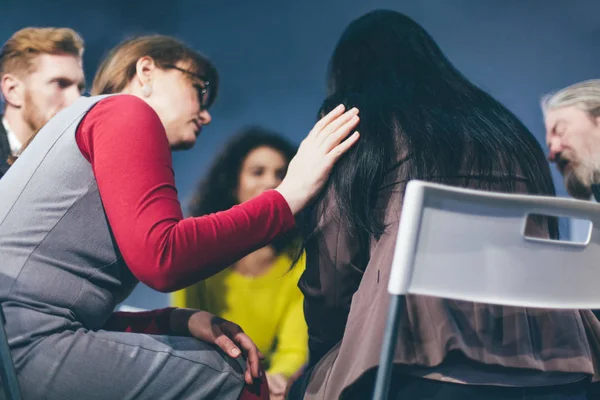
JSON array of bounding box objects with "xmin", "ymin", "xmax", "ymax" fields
[
  {"xmin": 134, "ymin": 56, "xmax": 156, "ymax": 87},
  {"xmin": 1, "ymin": 73, "xmax": 24, "ymax": 108}
]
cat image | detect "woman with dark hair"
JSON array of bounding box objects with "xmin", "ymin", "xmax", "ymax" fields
[
  {"xmin": 173, "ymin": 127, "xmax": 308, "ymax": 400},
  {"xmin": 187, "ymin": 127, "xmax": 298, "ymax": 220},
  {"xmin": 0, "ymin": 34, "xmax": 359, "ymax": 399},
  {"xmin": 292, "ymin": 10, "xmax": 598, "ymax": 400}
]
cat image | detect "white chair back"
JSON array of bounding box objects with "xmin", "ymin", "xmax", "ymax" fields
[{"xmin": 388, "ymin": 180, "xmax": 600, "ymax": 309}]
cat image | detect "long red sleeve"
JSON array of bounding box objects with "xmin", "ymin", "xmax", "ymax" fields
[{"xmin": 76, "ymin": 95, "xmax": 295, "ymax": 293}]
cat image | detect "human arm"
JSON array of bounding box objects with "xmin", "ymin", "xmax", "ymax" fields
[{"xmin": 76, "ymin": 96, "xmax": 359, "ymax": 292}]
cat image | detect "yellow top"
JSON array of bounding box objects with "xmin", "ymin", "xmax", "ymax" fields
[{"xmin": 171, "ymin": 253, "xmax": 308, "ymax": 378}]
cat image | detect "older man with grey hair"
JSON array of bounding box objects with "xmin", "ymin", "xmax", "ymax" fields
[
  {"xmin": 543, "ymin": 80, "xmax": 600, "ymax": 398},
  {"xmin": 542, "ymin": 79, "xmax": 600, "ymax": 201}
]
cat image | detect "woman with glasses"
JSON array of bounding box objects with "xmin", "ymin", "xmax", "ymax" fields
[{"xmin": 0, "ymin": 35, "xmax": 359, "ymax": 400}]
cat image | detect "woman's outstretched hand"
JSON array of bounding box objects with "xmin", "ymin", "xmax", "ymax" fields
[{"xmin": 276, "ymin": 104, "xmax": 360, "ymax": 214}]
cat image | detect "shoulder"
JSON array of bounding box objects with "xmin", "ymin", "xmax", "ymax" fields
[
  {"xmin": 76, "ymin": 94, "xmax": 167, "ymax": 160},
  {"xmin": 80, "ymin": 95, "xmax": 161, "ymax": 131},
  {"xmin": 79, "ymin": 94, "xmax": 165, "ymax": 141},
  {"xmin": 90, "ymin": 94, "xmax": 160, "ymax": 121}
]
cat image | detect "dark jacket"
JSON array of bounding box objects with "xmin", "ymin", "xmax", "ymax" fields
[
  {"xmin": 0, "ymin": 120, "xmax": 10, "ymax": 179},
  {"xmin": 299, "ymin": 155, "xmax": 600, "ymax": 399}
]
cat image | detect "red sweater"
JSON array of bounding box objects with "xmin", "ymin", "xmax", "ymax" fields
[{"xmin": 76, "ymin": 95, "xmax": 295, "ymax": 334}]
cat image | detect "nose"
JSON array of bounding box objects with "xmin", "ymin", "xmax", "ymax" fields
[
  {"xmin": 199, "ymin": 109, "xmax": 212, "ymax": 125},
  {"xmin": 547, "ymin": 137, "xmax": 563, "ymax": 162}
]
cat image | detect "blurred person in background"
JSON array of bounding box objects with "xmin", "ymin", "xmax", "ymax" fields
[
  {"xmin": 173, "ymin": 127, "xmax": 309, "ymax": 400},
  {"xmin": 542, "ymin": 79, "xmax": 600, "ymax": 399},
  {"xmin": 0, "ymin": 33, "xmax": 359, "ymax": 399},
  {"xmin": 0, "ymin": 27, "xmax": 85, "ymax": 177},
  {"xmin": 543, "ymin": 79, "xmax": 600, "ymax": 202}
]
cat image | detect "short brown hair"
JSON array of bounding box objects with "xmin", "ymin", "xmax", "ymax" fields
[
  {"xmin": 0, "ymin": 27, "xmax": 84, "ymax": 78},
  {"xmin": 92, "ymin": 35, "xmax": 219, "ymax": 108}
]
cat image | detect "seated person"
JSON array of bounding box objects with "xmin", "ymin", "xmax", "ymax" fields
[
  {"xmin": 173, "ymin": 127, "xmax": 308, "ymax": 400},
  {"xmin": 0, "ymin": 34, "xmax": 358, "ymax": 399},
  {"xmin": 291, "ymin": 9, "xmax": 599, "ymax": 400}
]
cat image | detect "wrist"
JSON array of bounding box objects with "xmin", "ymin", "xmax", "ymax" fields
[
  {"xmin": 169, "ymin": 308, "xmax": 196, "ymax": 336},
  {"xmin": 275, "ymin": 182, "xmax": 305, "ymax": 215}
]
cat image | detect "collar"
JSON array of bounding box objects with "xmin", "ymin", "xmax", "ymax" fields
[{"xmin": 2, "ymin": 117, "xmax": 22, "ymax": 156}]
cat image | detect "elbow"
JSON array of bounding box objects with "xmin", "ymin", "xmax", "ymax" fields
[
  {"xmin": 142, "ymin": 271, "xmax": 183, "ymax": 293},
  {"xmin": 147, "ymin": 279, "xmax": 178, "ymax": 293},
  {"xmin": 133, "ymin": 261, "xmax": 183, "ymax": 293},
  {"xmin": 133, "ymin": 241, "xmax": 187, "ymax": 292},
  {"xmin": 130, "ymin": 235, "xmax": 210, "ymax": 293}
]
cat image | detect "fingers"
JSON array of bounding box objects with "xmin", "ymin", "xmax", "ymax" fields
[
  {"xmin": 245, "ymin": 359, "xmax": 253, "ymax": 385},
  {"xmin": 221, "ymin": 321, "xmax": 261, "ymax": 383},
  {"xmin": 316, "ymin": 108, "xmax": 359, "ymax": 143},
  {"xmin": 326, "ymin": 131, "xmax": 360, "ymax": 163},
  {"xmin": 322, "ymin": 113, "xmax": 360, "ymax": 153},
  {"xmin": 211, "ymin": 324, "xmax": 242, "ymax": 359},
  {"xmin": 237, "ymin": 332, "xmax": 261, "ymax": 382},
  {"xmin": 212, "ymin": 325, "xmax": 249, "ymax": 386},
  {"xmin": 311, "ymin": 104, "xmax": 345, "ymax": 135}
]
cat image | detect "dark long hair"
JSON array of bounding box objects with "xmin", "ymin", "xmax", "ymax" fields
[
  {"xmin": 189, "ymin": 126, "xmax": 299, "ymax": 254},
  {"xmin": 303, "ymin": 10, "xmax": 558, "ymax": 249}
]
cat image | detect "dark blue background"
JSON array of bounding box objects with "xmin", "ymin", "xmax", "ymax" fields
[{"xmin": 2, "ymin": 0, "xmax": 598, "ymax": 308}]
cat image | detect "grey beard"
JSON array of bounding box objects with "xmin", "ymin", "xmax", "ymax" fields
[
  {"xmin": 566, "ymin": 169, "xmax": 600, "ymax": 200},
  {"xmin": 566, "ymin": 176, "xmax": 592, "ymax": 200}
]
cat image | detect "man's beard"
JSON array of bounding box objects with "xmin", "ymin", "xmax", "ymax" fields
[
  {"xmin": 563, "ymin": 164, "xmax": 600, "ymax": 200},
  {"xmin": 22, "ymin": 89, "xmax": 48, "ymax": 135},
  {"xmin": 565, "ymin": 171, "xmax": 593, "ymax": 199},
  {"xmin": 556, "ymin": 151, "xmax": 600, "ymax": 200}
]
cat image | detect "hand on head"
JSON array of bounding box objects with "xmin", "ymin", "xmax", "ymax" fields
[{"xmin": 276, "ymin": 104, "xmax": 360, "ymax": 214}]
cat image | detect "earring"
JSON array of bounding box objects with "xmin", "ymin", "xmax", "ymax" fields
[{"xmin": 142, "ymin": 83, "xmax": 152, "ymax": 97}]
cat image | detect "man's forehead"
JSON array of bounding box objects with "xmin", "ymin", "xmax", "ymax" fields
[
  {"xmin": 30, "ymin": 53, "xmax": 83, "ymax": 75},
  {"xmin": 19, "ymin": 54, "xmax": 84, "ymax": 89},
  {"xmin": 545, "ymin": 107, "xmax": 576, "ymax": 127}
]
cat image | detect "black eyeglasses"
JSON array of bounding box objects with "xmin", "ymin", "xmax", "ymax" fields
[{"xmin": 163, "ymin": 64, "xmax": 212, "ymax": 110}]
